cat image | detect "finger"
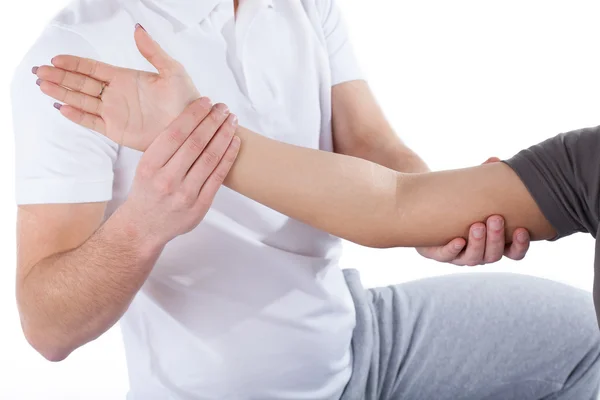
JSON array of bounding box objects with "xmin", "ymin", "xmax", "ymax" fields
[
  {"xmin": 35, "ymin": 65, "xmax": 104, "ymax": 97},
  {"xmin": 134, "ymin": 23, "xmax": 179, "ymax": 75},
  {"xmin": 183, "ymin": 113, "xmax": 238, "ymax": 194},
  {"xmin": 54, "ymin": 103, "xmax": 106, "ymax": 134},
  {"xmin": 51, "ymin": 55, "xmax": 116, "ymax": 83},
  {"xmin": 144, "ymin": 97, "xmax": 213, "ymax": 168},
  {"xmin": 452, "ymin": 223, "xmax": 486, "ymax": 266},
  {"xmin": 195, "ymin": 136, "xmax": 241, "ymax": 208},
  {"xmin": 418, "ymin": 238, "xmax": 466, "ymax": 263},
  {"xmin": 482, "ymin": 156, "xmax": 501, "ymax": 165},
  {"xmin": 165, "ymin": 103, "xmax": 230, "ymax": 176},
  {"xmin": 38, "ymin": 80, "xmax": 103, "ymax": 116},
  {"xmin": 482, "ymin": 216, "xmax": 506, "ymax": 263},
  {"xmin": 504, "ymin": 228, "xmax": 531, "ymax": 261}
]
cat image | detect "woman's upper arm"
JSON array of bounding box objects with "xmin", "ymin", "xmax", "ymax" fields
[{"xmin": 504, "ymin": 127, "xmax": 600, "ymax": 239}]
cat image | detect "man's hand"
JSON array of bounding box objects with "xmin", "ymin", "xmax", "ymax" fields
[
  {"xmin": 120, "ymin": 97, "xmax": 240, "ymax": 248},
  {"xmin": 33, "ymin": 24, "xmax": 197, "ymax": 151},
  {"xmin": 416, "ymin": 157, "xmax": 531, "ymax": 265}
]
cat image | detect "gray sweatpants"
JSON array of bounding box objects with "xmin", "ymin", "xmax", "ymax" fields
[{"xmin": 340, "ymin": 269, "xmax": 600, "ymax": 400}]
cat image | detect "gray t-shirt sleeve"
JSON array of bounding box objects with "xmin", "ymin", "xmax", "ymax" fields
[
  {"xmin": 503, "ymin": 126, "xmax": 600, "ymax": 239},
  {"xmin": 504, "ymin": 126, "xmax": 600, "ymax": 328}
]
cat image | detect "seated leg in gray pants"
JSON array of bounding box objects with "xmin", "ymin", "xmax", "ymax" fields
[{"xmin": 341, "ymin": 270, "xmax": 600, "ymax": 400}]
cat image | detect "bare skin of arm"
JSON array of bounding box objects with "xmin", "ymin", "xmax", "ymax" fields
[
  {"xmin": 16, "ymin": 100, "xmax": 239, "ymax": 361},
  {"xmin": 330, "ymin": 80, "xmax": 531, "ymax": 263},
  {"xmin": 227, "ymin": 126, "xmax": 555, "ymax": 248},
  {"xmin": 33, "ymin": 27, "xmax": 555, "ymax": 250},
  {"xmin": 16, "ymin": 202, "xmax": 161, "ymax": 361}
]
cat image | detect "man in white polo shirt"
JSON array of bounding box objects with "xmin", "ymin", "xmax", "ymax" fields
[{"xmin": 12, "ymin": 0, "xmax": 600, "ymax": 399}]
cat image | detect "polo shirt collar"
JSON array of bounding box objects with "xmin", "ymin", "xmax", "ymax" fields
[{"xmin": 150, "ymin": 0, "xmax": 274, "ymax": 28}]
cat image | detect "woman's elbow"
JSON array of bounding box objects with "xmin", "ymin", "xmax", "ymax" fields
[{"xmin": 348, "ymin": 229, "xmax": 404, "ymax": 249}]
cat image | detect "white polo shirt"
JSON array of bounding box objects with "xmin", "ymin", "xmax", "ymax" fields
[{"xmin": 12, "ymin": 0, "xmax": 363, "ymax": 398}]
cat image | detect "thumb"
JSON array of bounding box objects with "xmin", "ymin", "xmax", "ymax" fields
[
  {"xmin": 417, "ymin": 238, "xmax": 466, "ymax": 263},
  {"xmin": 134, "ymin": 23, "xmax": 177, "ymax": 75}
]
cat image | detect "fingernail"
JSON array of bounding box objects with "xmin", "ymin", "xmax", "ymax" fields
[
  {"xmin": 231, "ymin": 136, "xmax": 241, "ymax": 149},
  {"xmin": 517, "ymin": 232, "xmax": 529, "ymax": 243},
  {"xmin": 199, "ymin": 97, "xmax": 212, "ymax": 107},
  {"xmin": 229, "ymin": 114, "xmax": 238, "ymax": 126},
  {"xmin": 473, "ymin": 227, "xmax": 485, "ymax": 239},
  {"xmin": 454, "ymin": 243, "xmax": 464, "ymax": 251},
  {"xmin": 489, "ymin": 218, "xmax": 504, "ymax": 231},
  {"xmin": 53, "ymin": 103, "xmax": 62, "ymax": 110},
  {"xmin": 31, "ymin": 66, "xmax": 38, "ymax": 74},
  {"xmin": 214, "ymin": 103, "xmax": 229, "ymax": 114},
  {"xmin": 36, "ymin": 78, "xmax": 42, "ymax": 86},
  {"xmin": 135, "ymin": 23, "xmax": 146, "ymax": 32}
]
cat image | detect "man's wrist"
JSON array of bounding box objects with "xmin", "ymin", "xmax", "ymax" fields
[{"xmin": 105, "ymin": 203, "xmax": 166, "ymax": 264}]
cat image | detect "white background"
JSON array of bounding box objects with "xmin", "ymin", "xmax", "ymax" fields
[{"xmin": 1, "ymin": 0, "xmax": 599, "ymax": 398}]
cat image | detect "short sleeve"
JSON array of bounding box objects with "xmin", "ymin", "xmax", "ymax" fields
[
  {"xmin": 503, "ymin": 126, "xmax": 600, "ymax": 240},
  {"xmin": 315, "ymin": 0, "xmax": 364, "ymax": 86},
  {"xmin": 11, "ymin": 24, "xmax": 119, "ymax": 205}
]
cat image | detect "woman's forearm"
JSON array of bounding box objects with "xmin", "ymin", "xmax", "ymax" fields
[
  {"xmin": 226, "ymin": 127, "xmax": 401, "ymax": 247},
  {"xmin": 225, "ymin": 127, "xmax": 556, "ymax": 248},
  {"xmin": 393, "ymin": 163, "xmax": 556, "ymax": 247}
]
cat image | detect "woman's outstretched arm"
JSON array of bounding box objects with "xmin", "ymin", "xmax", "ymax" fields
[
  {"xmin": 226, "ymin": 126, "xmax": 558, "ymax": 248},
  {"xmin": 229, "ymin": 124, "xmax": 600, "ymax": 248},
  {"xmin": 34, "ymin": 24, "xmax": 597, "ymax": 249}
]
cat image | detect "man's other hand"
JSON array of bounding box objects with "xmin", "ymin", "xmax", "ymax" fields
[{"xmin": 416, "ymin": 157, "xmax": 531, "ymax": 266}]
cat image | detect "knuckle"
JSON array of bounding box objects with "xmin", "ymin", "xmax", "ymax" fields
[
  {"xmin": 175, "ymin": 190, "xmax": 196, "ymax": 208},
  {"xmin": 89, "ymin": 61, "xmax": 99, "ymax": 78},
  {"xmin": 94, "ymin": 99, "xmax": 102, "ymax": 115},
  {"xmin": 137, "ymin": 164, "xmax": 154, "ymax": 180},
  {"xmin": 153, "ymin": 175, "xmax": 174, "ymax": 195},
  {"xmin": 90, "ymin": 115, "xmax": 98, "ymax": 131},
  {"xmin": 195, "ymin": 195, "xmax": 213, "ymax": 210},
  {"xmin": 73, "ymin": 75, "xmax": 85, "ymax": 91},
  {"xmin": 74, "ymin": 57, "xmax": 83, "ymax": 73},
  {"xmin": 212, "ymin": 169, "xmax": 228, "ymax": 184},
  {"xmin": 223, "ymin": 148, "xmax": 238, "ymax": 163},
  {"xmin": 202, "ymin": 150, "xmax": 221, "ymax": 167},
  {"xmin": 186, "ymin": 136, "xmax": 207, "ymax": 153},
  {"xmin": 220, "ymin": 122, "xmax": 236, "ymax": 138},
  {"xmin": 80, "ymin": 94, "xmax": 89, "ymax": 110},
  {"xmin": 166, "ymin": 128, "xmax": 185, "ymax": 145}
]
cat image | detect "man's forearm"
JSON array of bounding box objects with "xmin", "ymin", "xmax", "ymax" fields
[
  {"xmin": 336, "ymin": 128, "xmax": 430, "ymax": 174},
  {"xmin": 17, "ymin": 205, "xmax": 163, "ymax": 361}
]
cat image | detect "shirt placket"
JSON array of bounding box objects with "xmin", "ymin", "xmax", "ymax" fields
[{"xmin": 230, "ymin": 0, "xmax": 273, "ymax": 110}]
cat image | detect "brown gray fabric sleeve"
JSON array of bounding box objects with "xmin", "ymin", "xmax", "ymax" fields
[{"xmin": 503, "ymin": 126, "xmax": 600, "ymax": 239}]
